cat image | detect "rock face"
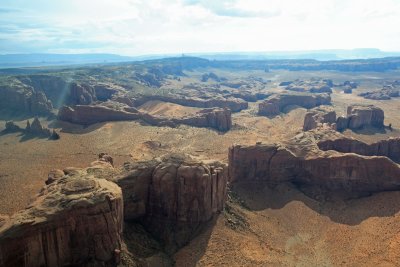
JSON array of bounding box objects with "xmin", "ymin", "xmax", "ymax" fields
[
  {"xmin": 58, "ymin": 104, "xmax": 232, "ymax": 131},
  {"xmin": 58, "ymin": 104, "xmax": 140, "ymax": 125},
  {"xmin": 0, "ymin": 166, "xmax": 123, "ymax": 267},
  {"xmin": 228, "ymin": 130, "xmax": 400, "ymax": 193},
  {"xmin": 317, "ymin": 137, "xmax": 400, "ymax": 163},
  {"xmin": 346, "ymin": 105, "xmax": 384, "ymax": 130},
  {"xmin": 303, "ymin": 104, "xmax": 385, "ymax": 132},
  {"xmin": 303, "ymin": 106, "xmax": 337, "ymax": 131},
  {"xmin": 0, "ymin": 83, "xmax": 53, "ymax": 115},
  {"xmin": 68, "ymin": 82, "xmax": 97, "ymax": 105},
  {"xmin": 112, "ymin": 154, "xmax": 228, "ymax": 252},
  {"xmin": 133, "ymin": 94, "xmax": 248, "ymax": 112},
  {"xmin": 258, "ymin": 93, "xmax": 331, "ymax": 116}
]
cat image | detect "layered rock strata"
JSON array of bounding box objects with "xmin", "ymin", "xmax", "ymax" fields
[
  {"xmin": 258, "ymin": 93, "xmax": 331, "ymax": 116},
  {"xmin": 0, "ymin": 163, "xmax": 123, "ymax": 267},
  {"xmin": 132, "ymin": 94, "xmax": 248, "ymax": 112},
  {"xmin": 58, "ymin": 104, "xmax": 232, "ymax": 131},
  {"xmin": 303, "ymin": 104, "xmax": 385, "ymax": 132},
  {"xmin": 229, "ymin": 130, "xmax": 400, "ymax": 193},
  {"xmin": 111, "ymin": 154, "xmax": 228, "ymax": 252},
  {"xmin": 317, "ymin": 137, "xmax": 400, "ymax": 163}
]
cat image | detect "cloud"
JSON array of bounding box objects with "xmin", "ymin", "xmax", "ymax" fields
[
  {"xmin": 0, "ymin": 0, "xmax": 399, "ymax": 55},
  {"xmin": 182, "ymin": 0, "xmax": 281, "ymax": 18}
]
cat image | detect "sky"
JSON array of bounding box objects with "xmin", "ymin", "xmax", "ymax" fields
[{"xmin": 0, "ymin": 0, "xmax": 399, "ymax": 56}]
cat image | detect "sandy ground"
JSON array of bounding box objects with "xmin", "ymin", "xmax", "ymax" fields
[
  {"xmin": 175, "ymin": 183, "xmax": 400, "ymax": 266},
  {"xmin": 138, "ymin": 100, "xmax": 201, "ymax": 118}
]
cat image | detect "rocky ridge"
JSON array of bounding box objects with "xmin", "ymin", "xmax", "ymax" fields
[
  {"xmin": 303, "ymin": 104, "xmax": 385, "ymax": 132},
  {"xmin": 229, "ymin": 129, "xmax": 400, "ymax": 193},
  {"xmin": 58, "ymin": 103, "xmax": 232, "ymax": 132},
  {"xmin": 258, "ymin": 93, "xmax": 331, "ymax": 116}
]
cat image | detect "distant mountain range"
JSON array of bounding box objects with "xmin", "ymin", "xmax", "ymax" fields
[{"xmin": 1, "ymin": 49, "xmax": 400, "ymax": 68}]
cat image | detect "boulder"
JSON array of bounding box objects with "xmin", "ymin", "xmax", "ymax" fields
[{"xmin": 0, "ymin": 168, "xmax": 123, "ymax": 267}]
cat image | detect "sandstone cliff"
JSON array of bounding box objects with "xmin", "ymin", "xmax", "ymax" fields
[
  {"xmin": 112, "ymin": 154, "xmax": 228, "ymax": 252},
  {"xmin": 317, "ymin": 136, "xmax": 400, "ymax": 163},
  {"xmin": 258, "ymin": 93, "xmax": 331, "ymax": 116},
  {"xmin": 303, "ymin": 106, "xmax": 337, "ymax": 131},
  {"xmin": 0, "ymin": 82, "xmax": 53, "ymax": 115},
  {"xmin": 133, "ymin": 94, "xmax": 248, "ymax": 112},
  {"xmin": 229, "ymin": 130, "xmax": 400, "ymax": 193},
  {"xmin": 303, "ymin": 104, "xmax": 385, "ymax": 132},
  {"xmin": 0, "ymin": 165, "xmax": 123, "ymax": 267},
  {"xmin": 58, "ymin": 104, "xmax": 232, "ymax": 131}
]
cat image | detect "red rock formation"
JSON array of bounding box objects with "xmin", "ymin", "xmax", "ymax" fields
[
  {"xmin": 133, "ymin": 94, "xmax": 248, "ymax": 112},
  {"xmin": 258, "ymin": 93, "xmax": 331, "ymax": 116},
  {"xmin": 112, "ymin": 154, "xmax": 228, "ymax": 252},
  {"xmin": 317, "ymin": 137, "xmax": 400, "ymax": 163},
  {"xmin": 229, "ymin": 132, "xmax": 400, "ymax": 193},
  {"xmin": 0, "ymin": 84, "xmax": 53, "ymax": 115},
  {"xmin": 58, "ymin": 104, "xmax": 232, "ymax": 131},
  {"xmin": 58, "ymin": 105, "xmax": 140, "ymax": 125},
  {"xmin": 0, "ymin": 167, "xmax": 123, "ymax": 267},
  {"xmin": 303, "ymin": 106, "xmax": 336, "ymax": 131},
  {"xmin": 346, "ymin": 104, "xmax": 384, "ymax": 129}
]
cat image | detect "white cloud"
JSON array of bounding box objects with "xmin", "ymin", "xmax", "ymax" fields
[{"xmin": 0, "ymin": 0, "xmax": 399, "ymax": 55}]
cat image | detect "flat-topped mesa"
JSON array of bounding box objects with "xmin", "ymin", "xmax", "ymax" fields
[
  {"xmin": 280, "ymin": 79, "xmax": 333, "ymax": 94},
  {"xmin": 111, "ymin": 154, "xmax": 228, "ymax": 252},
  {"xmin": 358, "ymin": 81, "xmax": 399, "ymax": 100},
  {"xmin": 132, "ymin": 94, "xmax": 248, "ymax": 112},
  {"xmin": 258, "ymin": 93, "xmax": 331, "ymax": 116},
  {"xmin": 0, "ymin": 164, "xmax": 123, "ymax": 267},
  {"xmin": 303, "ymin": 104, "xmax": 385, "ymax": 132},
  {"xmin": 228, "ymin": 131, "xmax": 400, "ymax": 193},
  {"xmin": 347, "ymin": 104, "xmax": 385, "ymax": 129},
  {"xmin": 58, "ymin": 103, "xmax": 232, "ymax": 132}
]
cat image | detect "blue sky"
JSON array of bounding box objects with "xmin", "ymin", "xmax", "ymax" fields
[{"xmin": 0, "ymin": 0, "xmax": 399, "ymax": 55}]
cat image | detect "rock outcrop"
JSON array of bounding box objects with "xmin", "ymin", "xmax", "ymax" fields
[
  {"xmin": 358, "ymin": 81, "xmax": 399, "ymax": 100},
  {"xmin": 258, "ymin": 93, "xmax": 331, "ymax": 116},
  {"xmin": 133, "ymin": 95, "xmax": 248, "ymax": 112},
  {"xmin": 112, "ymin": 154, "xmax": 228, "ymax": 252},
  {"xmin": 317, "ymin": 136, "xmax": 400, "ymax": 163},
  {"xmin": 58, "ymin": 104, "xmax": 232, "ymax": 131},
  {"xmin": 303, "ymin": 106, "xmax": 337, "ymax": 131},
  {"xmin": 0, "ymin": 165, "xmax": 123, "ymax": 267},
  {"xmin": 303, "ymin": 104, "xmax": 385, "ymax": 132},
  {"xmin": 336, "ymin": 105, "xmax": 384, "ymax": 131},
  {"xmin": 2, "ymin": 118, "xmax": 60, "ymax": 140},
  {"xmin": 0, "ymin": 82, "xmax": 53, "ymax": 115},
  {"xmin": 281, "ymin": 79, "xmax": 333, "ymax": 94},
  {"xmin": 228, "ymin": 130, "xmax": 400, "ymax": 193}
]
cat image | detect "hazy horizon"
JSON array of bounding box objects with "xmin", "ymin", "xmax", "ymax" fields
[{"xmin": 1, "ymin": 0, "xmax": 399, "ymax": 56}]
